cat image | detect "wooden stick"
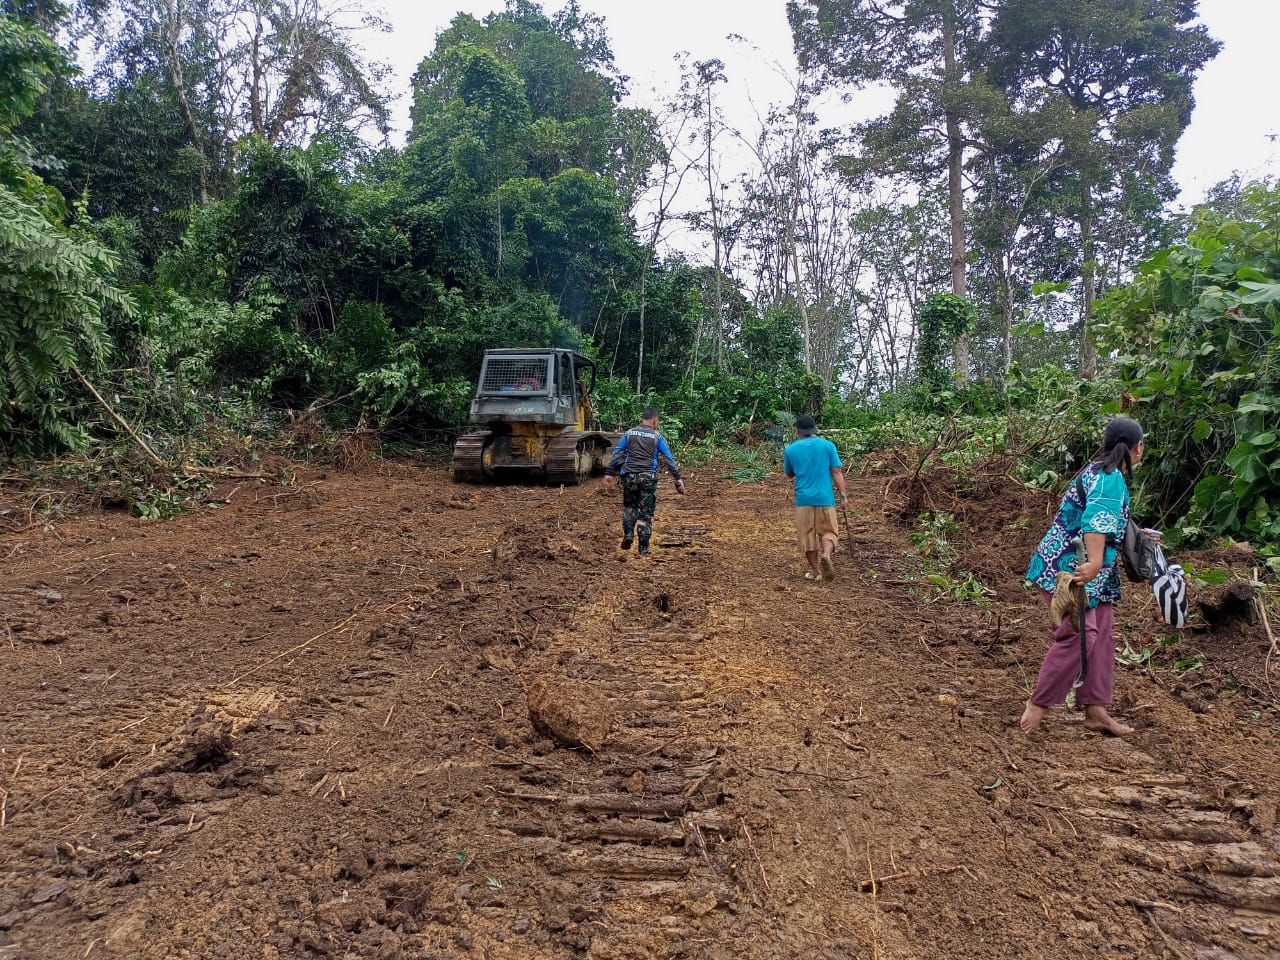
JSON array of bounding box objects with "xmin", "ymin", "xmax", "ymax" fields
[
  {"xmin": 182, "ymin": 465, "xmax": 273, "ymax": 480},
  {"xmin": 228, "ymin": 604, "xmax": 368, "ymax": 686},
  {"xmin": 985, "ymin": 733, "xmax": 1020, "ymax": 772},
  {"xmin": 865, "ymin": 843, "xmax": 882, "ymax": 960},
  {"xmin": 762, "ymin": 765, "xmax": 870, "ymax": 782},
  {"xmin": 829, "ymin": 729, "xmax": 868, "ymax": 753},
  {"xmin": 0, "ymin": 752, "xmax": 24, "ymax": 827},
  {"xmin": 857, "ymin": 864, "xmax": 963, "ymax": 892},
  {"xmin": 382, "ymin": 704, "xmax": 395, "ymax": 728},
  {"xmin": 486, "ymin": 789, "xmax": 560, "ymax": 802},
  {"xmin": 738, "ymin": 817, "xmax": 770, "ymax": 894},
  {"xmin": 72, "ymin": 367, "xmax": 165, "ymax": 466},
  {"xmin": 1254, "ymin": 567, "xmax": 1277, "ymax": 694},
  {"xmin": 689, "ymin": 820, "xmax": 711, "ymax": 866}
]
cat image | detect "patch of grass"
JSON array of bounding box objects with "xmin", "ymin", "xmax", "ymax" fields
[
  {"xmin": 718, "ymin": 444, "xmax": 772, "ymax": 483},
  {"xmin": 721, "ymin": 463, "xmax": 770, "ymax": 483}
]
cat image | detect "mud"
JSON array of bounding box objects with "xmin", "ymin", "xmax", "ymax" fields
[{"xmin": 0, "ymin": 456, "xmax": 1277, "ymax": 959}]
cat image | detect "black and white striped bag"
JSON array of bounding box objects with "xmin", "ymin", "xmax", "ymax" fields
[{"xmin": 1148, "ymin": 544, "xmax": 1187, "ymax": 628}]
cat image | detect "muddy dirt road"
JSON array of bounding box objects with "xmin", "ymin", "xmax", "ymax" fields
[{"xmin": 1, "ymin": 457, "xmax": 1277, "ymax": 959}]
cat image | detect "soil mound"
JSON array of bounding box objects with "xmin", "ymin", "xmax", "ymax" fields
[{"xmin": 526, "ymin": 677, "xmax": 614, "ymax": 750}]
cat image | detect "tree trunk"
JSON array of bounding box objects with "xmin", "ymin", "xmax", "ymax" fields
[
  {"xmin": 162, "ymin": 0, "xmax": 208, "ymax": 205},
  {"xmin": 784, "ymin": 189, "xmax": 813, "ymax": 375},
  {"xmin": 250, "ymin": 10, "xmax": 265, "ymax": 138},
  {"xmin": 636, "ymin": 262, "xmax": 648, "ymax": 395},
  {"xmin": 706, "ymin": 99, "xmax": 724, "ymax": 371},
  {"xmin": 1079, "ymin": 183, "xmax": 1098, "ymax": 380},
  {"xmin": 998, "ymin": 254, "xmax": 1013, "ymax": 386},
  {"xmin": 942, "ymin": 3, "xmax": 969, "ymax": 384}
]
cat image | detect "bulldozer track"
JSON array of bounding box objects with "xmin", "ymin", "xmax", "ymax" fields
[
  {"xmin": 546, "ymin": 431, "xmax": 611, "ymax": 486},
  {"xmin": 452, "ymin": 431, "xmax": 491, "ymax": 483}
]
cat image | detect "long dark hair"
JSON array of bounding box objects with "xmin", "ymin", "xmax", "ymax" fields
[{"xmin": 1092, "ymin": 416, "xmax": 1144, "ymax": 476}]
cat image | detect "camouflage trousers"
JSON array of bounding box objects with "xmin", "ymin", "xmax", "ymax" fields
[{"xmin": 621, "ymin": 473, "xmax": 659, "ymax": 546}]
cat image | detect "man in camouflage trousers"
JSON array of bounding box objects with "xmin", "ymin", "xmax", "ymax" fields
[{"xmin": 603, "ymin": 408, "xmax": 685, "ymax": 555}]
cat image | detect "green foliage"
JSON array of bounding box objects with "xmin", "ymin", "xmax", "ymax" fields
[
  {"xmin": 909, "ymin": 511, "xmax": 960, "ymax": 568},
  {"xmin": 985, "ymin": 0, "xmax": 1221, "ymax": 294},
  {"xmin": 411, "ymin": 2, "xmax": 626, "ymax": 180},
  {"xmin": 640, "ymin": 358, "xmax": 822, "ymax": 442},
  {"xmin": 0, "ymin": 13, "xmax": 62, "ymax": 132},
  {"xmin": 353, "ymin": 345, "xmax": 473, "ymax": 428},
  {"xmin": 1116, "ymin": 633, "xmax": 1205, "ymax": 677},
  {"xmin": 498, "ymin": 170, "xmax": 637, "ymax": 328},
  {"xmin": 1116, "ymin": 633, "xmax": 1180, "ymax": 668},
  {"xmin": 590, "ymin": 373, "xmax": 646, "ymax": 431},
  {"xmin": 1002, "ymin": 363, "xmax": 1126, "ymax": 483},
  {"xmin": 916, "ymin": 293, "xmax": 978, "ymax": 395},
  {"xmin": 906, "ymin": 511, "xmax": 994, "ymax": 608},
  {"xmin": 1096, "ymin": 180, "xmax": 1280, "ymax": 541},
  {"xmin": 164, "ymin": 138, "xmax": 407, "ymax": 335},
  {"xmin": 0, "ymin": 16, "xmax": 134, "ymax": 458},
  {"xmin": 21, "ymin": 69, "xmax": 207, "ymax": 268},
  {"xmin": 719, "ymin": 445, "xmax": 771, "ymax": 483}
]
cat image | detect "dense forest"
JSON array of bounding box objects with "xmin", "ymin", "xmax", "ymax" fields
[{"xmin": 1, "ymin": 0, "xmax": 1278, "ymax": 555}]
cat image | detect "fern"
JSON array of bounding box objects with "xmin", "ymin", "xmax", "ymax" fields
[{"xmin": 0, "ymin": 184, "xmax": 134, "ymax": 457}]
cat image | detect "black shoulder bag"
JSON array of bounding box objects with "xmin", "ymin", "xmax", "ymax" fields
[{"xmin": 1073, "ymin": 473, "xmax": 1158, "ymax": 584}]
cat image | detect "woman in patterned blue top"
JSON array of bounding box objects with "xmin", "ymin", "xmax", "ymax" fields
[{"xmin": 1020, "ymin": 417, "xmax": 1145, "ymax": 738}]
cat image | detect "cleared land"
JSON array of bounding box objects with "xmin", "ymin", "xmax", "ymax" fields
[{"xmin": 1, "ymin": 455, "xmax": 1276, "ymax": 959}]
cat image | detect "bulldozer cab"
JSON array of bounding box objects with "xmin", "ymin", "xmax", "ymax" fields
[{"xmin": 469, "ymin": 348, "xmax": 597, "ymax": 431}]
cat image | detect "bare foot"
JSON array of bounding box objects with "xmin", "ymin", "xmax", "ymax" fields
[
  {"xmin": 1082, "ymin": 706, "xmax": 1134, "ymax": 737},
  {"xmin": 819, "ymin": 553, "xmax": 835, "ymax": 581},
  {"xmin": 1019, "ymin": 700, "xmax": 1049, "ymax": 734}
]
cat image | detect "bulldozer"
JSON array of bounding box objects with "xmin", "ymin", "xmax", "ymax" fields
[{"xmin": 452, "ymin": 348, "xmax": 620, "ymax": 485}]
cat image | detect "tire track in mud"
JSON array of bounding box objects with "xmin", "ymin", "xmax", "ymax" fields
[
  {"xmin": 524, "ymin": 471, "xmax": 1280, "ymax": 960},
  {"xmin": 0, "ymin": 471, "xmax": 639, "ymax": 959},
  {"xmin": 469, "ymin": 500, "xmax": 740, "ymax": 959}
]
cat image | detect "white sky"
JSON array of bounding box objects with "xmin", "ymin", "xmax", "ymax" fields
[{"xmin": 362, "ymin": 0, "xmax": 1279, "ymax": 210}]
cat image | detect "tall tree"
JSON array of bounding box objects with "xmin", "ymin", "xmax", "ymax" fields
[
  {"xmin": 984, "ymin": 0, "xmax": 1219, "ymax": 377},
  {"xmin": 788, "ymin": 0, "xmax": 984, "ymax": 381},
  {"xmin": 410, "ymin": 1, "xmax": 629, "ymax": 183},
  {"xmin": 77, "ymin": 0, "xmax": 391, "ymax": 203},
  {"xmin": 736, "ymin": 91, "xmax": 863, "ymax": 394}
]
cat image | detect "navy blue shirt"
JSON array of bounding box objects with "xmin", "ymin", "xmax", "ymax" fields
[{"xmin": 607, "ymin": 425, "xmax": 681, "ymax": 478}]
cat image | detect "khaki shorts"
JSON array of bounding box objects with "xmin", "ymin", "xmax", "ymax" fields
[{"xmin": 794, "ymin": 506, "xmax": 839, "ymax": 553}]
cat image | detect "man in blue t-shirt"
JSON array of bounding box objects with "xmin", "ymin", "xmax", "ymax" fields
[{"xmin": 783, "ymin": 414, "xmax": 848, "ymax": 581}]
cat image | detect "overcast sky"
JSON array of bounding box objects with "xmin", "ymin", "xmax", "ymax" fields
[{"xmin": 362, "ymin": 0, "xmax": 1279, "ymax": 209}]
